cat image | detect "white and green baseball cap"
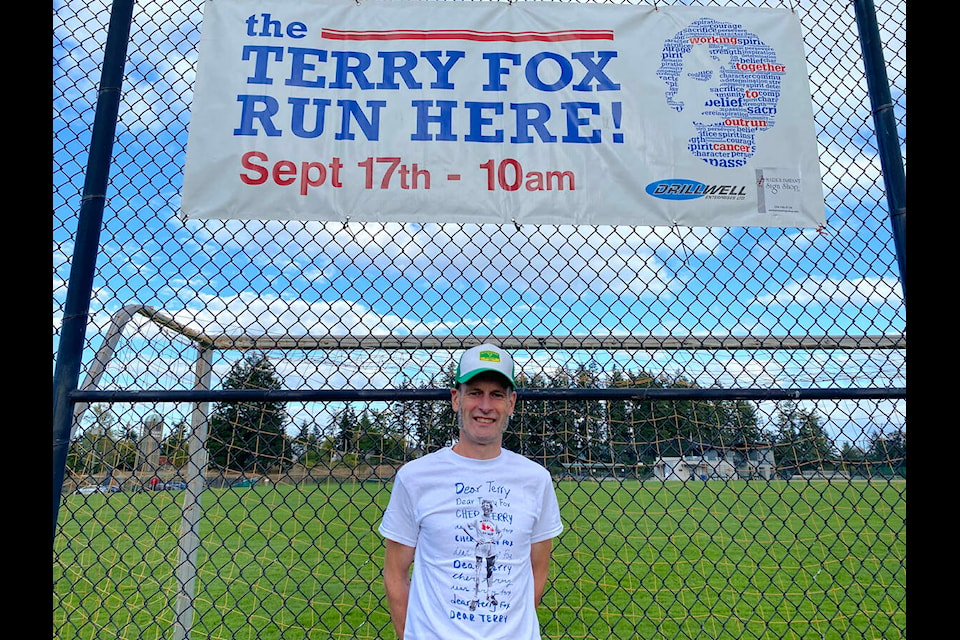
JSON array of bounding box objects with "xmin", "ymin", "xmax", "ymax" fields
[{"xmin": 455, "ymin": 343, "xmax": 516, "ymax": 388}]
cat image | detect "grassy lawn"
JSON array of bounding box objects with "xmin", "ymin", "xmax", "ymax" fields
[{"xmin": 53, "ymin": 479, "xmax": 905, "ymax": 640}]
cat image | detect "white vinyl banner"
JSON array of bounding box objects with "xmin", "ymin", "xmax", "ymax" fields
[{"xmin": 182, "ymin": 0, "xmax": 825, "ymax": 227}]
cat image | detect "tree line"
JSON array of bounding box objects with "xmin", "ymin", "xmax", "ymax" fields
[{"xmin": 68, "ymin": 353, "xmax": 905, "ymax": 479}]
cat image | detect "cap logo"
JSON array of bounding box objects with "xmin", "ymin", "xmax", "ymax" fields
[{"xmin": 478, "ymin": 350, "xmax": 501, "ymax": 363}]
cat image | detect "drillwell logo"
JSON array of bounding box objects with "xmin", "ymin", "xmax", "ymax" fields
[
  {"xmin": 479, "ymin": 351, "xmax": 501, "ymax": 363},
  {"xmin": 645, "ymin": 179, "xmax": 707, "ymax": 201},
  {"xmin": 645, "ymin": 179, "xmax": 748, "ymax": 201}
]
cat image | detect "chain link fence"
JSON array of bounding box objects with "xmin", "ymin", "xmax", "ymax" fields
[{"xmin": 54, "ymin": 0, "xmax": 905, "ymax": 638}]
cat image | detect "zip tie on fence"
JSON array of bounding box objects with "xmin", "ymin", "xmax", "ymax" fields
[{"xmin": 670, "ymin": 221, "xmax": 688, "ymax": 266}]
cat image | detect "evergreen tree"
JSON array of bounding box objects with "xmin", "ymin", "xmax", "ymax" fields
[
  {"xmin": 412, "ymin": 368, "xmax": 457, "ymax": 454},
  {"xmin": 293, "ymin": 418, "xmax": 327, "ymax": 467},
  {"xmin": 507, "ymin": 370, "xmax": 559, "ymax": 463},
  {"xmin": 866, "ymin": 426, "xmax": 906, "ymax": 477},
  {"xmin": 545, "ymin": 367, "xmax": 578, "ymax": 466},
  {"xmin": 333, "ymin": 404, "xmax": 359, "ymax": 455},
  {"xmin": 772, "ymin": 400, "xmax": 834, "ymax": 476},
  {"xmin": 208, "ymin": 353, "xmax": 289, "ymax": 474},
  {"xmin": 162, "ymin": 420, "xmax": 190, "ymax": 468},
  {"xmin": 605, "ymin": 369, "xmax": 637, "ymax": 465},
  {"xmin": 355, "ymin": 408, "xmax": 407, "ymax": 463},
  {"xmin": 573, "ymin": 362, "xmax": 607, "ymax": 462}
]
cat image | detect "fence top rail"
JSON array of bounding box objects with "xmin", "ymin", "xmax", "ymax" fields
[
  {"xmin": 132, "ymin": 305, "xmax": 905, "ymax": 352},
  {"xmin": 209, "ymin": 334, "xmax": 907, "ymax": 351},
  {"xmin": 70, "ymin": 386, "xmax": 907, "ymax": 404}
]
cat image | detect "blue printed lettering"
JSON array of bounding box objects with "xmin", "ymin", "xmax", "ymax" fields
[
  {"xmin": 234, "ymin": 95, "xmax": 282, "ymax": 136},
  {"xmin": 464, "ymin": 102, "xmax": 504, "ymax": 143},
  {"xmin": 510, "ymin": 103, "xmax": 556, "ymax": 143},
  {"xmin": 241, "ymin": 45, "xmax": 284, "ymax": 85},
  {"xmin": 410, "ymin": 100, "xmax": 458, "ymax": 141},
  {"xmin": 328, "ymin": 51, "xmax": 374, "ymax": 89},
  {"xmin": 335, "ymin": 100, "xmax": 385, "ymax": 140},
  {"xmin": 560, "ymin": 102, "xmax": 601, "ymax": 143},
  {"xmin": 525, "ymin": 52, "xmax": 574, "ymax": 92}
]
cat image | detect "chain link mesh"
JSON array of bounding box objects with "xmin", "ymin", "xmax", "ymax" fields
[{"xmin": 54, "ymin": 0, "xmax": 905, "ymax": 638}]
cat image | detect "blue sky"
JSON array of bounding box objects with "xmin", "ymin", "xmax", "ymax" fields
[{"xmin": 54, "ymin": 0, "xmax": 906, "ymax": 444}]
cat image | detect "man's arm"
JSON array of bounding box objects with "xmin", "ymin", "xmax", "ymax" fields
[
  {"xmin": 383, "ymin": 539, "xmax": 416, "ymax": 639},
  {"xmin": 530, "ymin": 538, "xmax": 554, "ymax": 607}
]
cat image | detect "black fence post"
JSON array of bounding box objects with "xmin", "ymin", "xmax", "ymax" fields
[
  {"xmin": 52, "ymin": 0, "xmax": 135, "ymax": 544},
  {"xmin": 853, "ymin": 0, "xmax": 906, "ymax": 299}
]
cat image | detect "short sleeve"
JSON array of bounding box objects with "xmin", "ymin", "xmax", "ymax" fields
[
  {"xmin": 531, "ymin": 472, "xmax": 564, "ymax": 543},
  {"xmin": 378, "ymin": 470, "xmax": 420, "ymax": 548}
]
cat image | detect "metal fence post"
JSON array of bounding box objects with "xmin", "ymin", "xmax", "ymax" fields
[
  {"xmin": 854, "ymin": 0, "xmax": 907, "ymax": 299},
  {"xmin": 52, "ymin": 0, "xmax": 135, "ymax": 543}
]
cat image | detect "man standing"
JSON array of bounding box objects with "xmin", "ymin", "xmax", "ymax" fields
[{"xmin": 379, "ymin": 343, "xmax": 564, "ymax": 639}]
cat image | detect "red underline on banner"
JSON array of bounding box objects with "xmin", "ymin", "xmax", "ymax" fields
[{"xmin": 321, "ymin": 29, "xmax": 615, "ymax": 42}]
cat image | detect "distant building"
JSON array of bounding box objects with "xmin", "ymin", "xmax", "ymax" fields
[{"xmin": 652, "ymin": 442, "xmax": 776, "ymax": 481}]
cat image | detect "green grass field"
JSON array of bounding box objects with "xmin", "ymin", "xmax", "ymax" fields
[{"xmin": 53, "ymin": 479, "xmax": 905, "ymax": 640}]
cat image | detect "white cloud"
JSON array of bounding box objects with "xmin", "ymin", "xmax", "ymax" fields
[{"xmin": 756, "ymin": 275, "xmax": 902, "ymax": 307}]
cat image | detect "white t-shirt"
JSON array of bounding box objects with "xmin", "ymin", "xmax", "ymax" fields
[{"xmin": 379, "ymin": 446, "xmax": 564, "ymax": 639}]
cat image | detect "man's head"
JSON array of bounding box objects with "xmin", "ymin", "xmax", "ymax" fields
[{"xmin": 451, "ymin": 344, "xmax": 518, "ymax": 456}]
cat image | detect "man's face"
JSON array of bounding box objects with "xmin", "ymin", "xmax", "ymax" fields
[
  {"xmin": 674, "ymin": 45, "xmax": 731, "ymax": 126},
  {"xmin": 451, "ymin": 374, "xmax": 517, "ymax": 449}
]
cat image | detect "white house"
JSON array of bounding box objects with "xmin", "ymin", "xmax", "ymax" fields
[{"xmin": 652, "ymin": 443, "xmax": 776, "ymax": 481}]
